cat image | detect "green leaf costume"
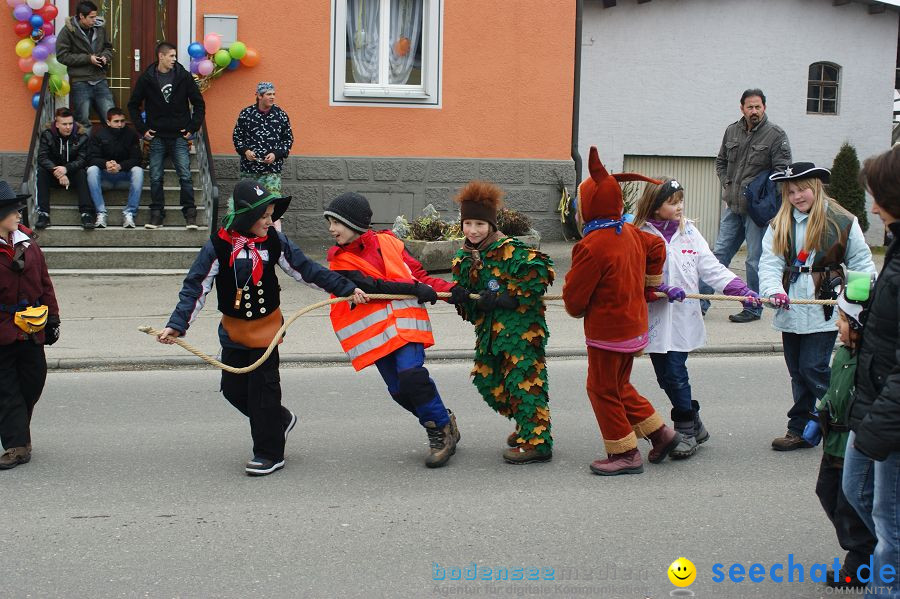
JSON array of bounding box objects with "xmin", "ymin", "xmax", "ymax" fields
[{"xmin": 451, "ymin": 236, "xmax": 555, "ymax": 453}]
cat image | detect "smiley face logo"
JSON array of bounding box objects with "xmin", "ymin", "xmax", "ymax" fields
[{"xmin": 668, "ymin": 558, "xmax": 696, "ymax": 587}]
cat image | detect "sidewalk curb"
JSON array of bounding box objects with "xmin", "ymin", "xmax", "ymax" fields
[{"xmin": 48, "ymin": 343, "xmax": 785, "ymax": 370}]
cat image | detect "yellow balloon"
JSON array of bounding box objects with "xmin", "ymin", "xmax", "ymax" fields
[
  {"xmin": 15, "ymin": 37, "xmax": 35, "ymax": 58},
  {"xmin": 56, "ymin": 79, "xmax": 70, "ymax": 97}
]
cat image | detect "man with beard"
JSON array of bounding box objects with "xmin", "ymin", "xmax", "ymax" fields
[
  {"xmin": 86, "ymin": 108, "xmax": 143, "ymax": 229},
  {"xmin": 700, "ymin": 88, "xmax": 792, "ymax": 323}
]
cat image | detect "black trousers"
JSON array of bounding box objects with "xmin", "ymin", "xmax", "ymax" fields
[
  {"xmin": 220, "ymin": 346, "xmax": 290, "ymax": 461},
  {"xmin": 0, "ymin": 340, "xmax": 47, "ymax": 449},
  {"xmin": 36, "ymin": 167, "xmax": 92, "ymax": 214},
  {"xmin": 816, "ymin": 453, "xmax": 877, "ymax": 572}
]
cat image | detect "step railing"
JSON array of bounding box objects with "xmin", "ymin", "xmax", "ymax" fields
[
  {"xmin": 21, "ymin": 77, "xmax": 56, "ymax": 228},
  {"xmin": 195, "ymin": 121, "xmax": 219, "ymax": 230}
]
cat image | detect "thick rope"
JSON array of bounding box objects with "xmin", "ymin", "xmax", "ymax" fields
[{"xmin": 138, "ymin": 291, "xmax": 837, "ymax": 373}]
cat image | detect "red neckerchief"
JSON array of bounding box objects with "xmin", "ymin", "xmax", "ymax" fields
[{"xmin": 218, "ymin": 228, "xmax": 267, "ymax": 285}]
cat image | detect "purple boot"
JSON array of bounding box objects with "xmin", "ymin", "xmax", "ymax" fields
[
  {"xmin": 647, "ymin": 425, "xmax": 683, "ymax": 463},
  {"xmin": 590, "ymin": 448, "xmax": 644, "ymax": 476}
]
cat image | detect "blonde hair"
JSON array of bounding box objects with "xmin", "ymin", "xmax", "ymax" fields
[
  {"xmin": 770, "ymin": 178, "xmax": 841, "ymax": 255},
  {"xmin": 633, "ymin": 177, "xmax": 685, "ymax": 232}
]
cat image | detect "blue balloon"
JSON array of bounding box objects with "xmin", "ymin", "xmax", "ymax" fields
[
  {"xmin": 29, "ymin": 14, "xmax": 44, "ymax": 29},
  {"xmin": 227, "ymin": 59, "xmax": 240, "ymax": 71},
  {"xmin": 32, "ymin": 92, "xmax": 41, "ymax": 110},
  {"xmin": 187, "ymin": 42, "xmax": 206, "ymax": 59}
]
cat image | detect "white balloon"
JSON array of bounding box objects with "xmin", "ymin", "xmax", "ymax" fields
[
  {"xmin": 32, "ymin": 60, "xmax": 48, "ymax": 76},
  {"xmin": 26, "ymin": 0, "xmax": 44, "ymax": 9}
]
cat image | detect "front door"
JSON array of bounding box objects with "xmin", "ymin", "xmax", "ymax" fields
[{"xmin": 68, "ymin": 0, "xmax": 178, "ymax": 111}]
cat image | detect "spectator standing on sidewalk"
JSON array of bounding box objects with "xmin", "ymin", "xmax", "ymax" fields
[
  {"xmin": 55, "ymin": 1, "xmax": 114, "ymax": 135},
  {"xmin": 127, "ymin": 41, "xmax": 205, "ymax": 230},
  {"xmin": 86, "ymin": 108, "xmax": 144, "ymax": 229},
  {"xmin": 35, "ymin": 108, "xmax": 94, "ymax": 230}
]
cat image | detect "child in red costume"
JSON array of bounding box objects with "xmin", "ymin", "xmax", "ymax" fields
[{"xmin": 563, "ymin": 147, "xmax": 683, "ymax": 476}]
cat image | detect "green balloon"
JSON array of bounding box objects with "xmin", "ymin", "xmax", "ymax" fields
[
  {"xmin": 49, "ymin": 74, "xmax": 63, "ymax": 93},
  {"xmin": 213, "ymin": 49, "xmax": 231, "ymax": 67},
  {"xmin": 24, "ymin": 73, "xmax": 33, "ymax": 83},
  {"xmin": 47, "ymin": 57, "xmax": 66, "ymax": 76},
  {"xmin": 228, "ymin": 41, "xmax": 247, "ymax": 60}
]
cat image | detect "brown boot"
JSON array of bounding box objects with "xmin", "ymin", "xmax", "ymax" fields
[
  {"xmin": 0, "ymin": 447, "xmax": 30, "ymax": 470},
  {"xmin": 771, "ymin": 431, "xmax": 813, "ymax": 451},
  {"xmin": 506, "ymin": 430, "xmax": 520, "ymax": 448},
  {"xmin": 447, "ymin": 410, "xmax": 461, "ymax": 443},
  {"xmin": 590, "ymin": 448, "xmax": 643, "ymax": 475},
  {"xmin": 503, "ymin": 445, "xmax": 552, "ymax": 464},
  {"xmin": 647, "ymin": 425, "xmax": 683, "ymax": 463},
  {"xmin": 424, "ymin": 421, "xmax": 456, "ymax": 468}
]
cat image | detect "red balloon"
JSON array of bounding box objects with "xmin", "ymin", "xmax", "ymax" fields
[
  {"xmin": 40, "ymin": 22, "xmax": 53, "ymax": 36},
  {"xmin": 37, "ymin": 4, "xmax": 57, "ymax": 21},
  {"xmin": 18, "ymin": 57, "xmax": 35, "ymax": 73},
  {"xmin": 13, "ymin": 22, "xmax": 31, "ymax": 37}
]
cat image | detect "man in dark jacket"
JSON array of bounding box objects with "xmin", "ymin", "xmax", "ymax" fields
[
  {"xmin": 55, "ymin": 1, "xmax": 114, "ymax": 134},
  {"xmin": 35, "ymin": 108, "xmax": 94, "ymax": 230},
  {"xmin": 127, "ymin": 41, "xmax": 205, "ymax": 230},
  {"xmin": 843, "ymin": 145, "xmax": 900, "ymax": 595},
  {"xmin": 86, "ymin": 107, "xmax": 143, "ymax": 229}
]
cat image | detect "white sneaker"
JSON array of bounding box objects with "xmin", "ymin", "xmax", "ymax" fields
[
  {"xmin": 122, "ymin": 213, "xmax": 135, "ymax": 228},
  {"xmin": 94, "ymin": 213, "xmax": 107, "ymax": 228}
]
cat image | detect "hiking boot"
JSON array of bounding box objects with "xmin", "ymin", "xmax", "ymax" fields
[
  {"xmin": 94, "ymin": 212, "xmax": 107, "ymax": 228},
  {"xmin": 670, "ymin": 420, "xmax": 698, "ymax": 460},
  {"xmin": 245, "ymin": 456, "xmax": 285, "ymax": 476},
  {"xmin": 80, "ymin": 213, "xmax": 95, "ymax": 230},
  {"xmin": 424, "ymin": 421, "xmax": 456, "ymax": 468},
  {"xmin": 506, "ymin": 430, "xmax": 520, "ymax": 448},
  {"xmin": 826, "ymin": 568, "xmax": 867, "ymax": 589},
  {"xmin": 34, "ymin": 211, "xmax": 50, "ymax": 229},
  {"xmin": 122, "ymin": 212, "xmax": 136, "ymax": 228},
  {"xmin": 647, "ymin": 424, "xmax": 683, "ymax": 463},
  {"xmin": 185, "ymin": 207, "xmax": 198, "ymax": 231},
  {"xmin": 590, "ymin": 448, "xmax": 643, "ymax": 475},
  {"xmin": 771, "ymin": 431, "xmax": 813, "ymax": 451},
  {"xmin": 145, "ymin": 211, "xmax": 164, "ymax": 229},
  {"xmin": 284, "ymin": 409, "xmax": 297, "ymax": 441},
  {"xmin": 0, "ymin": 447, "xmax": 31, "ymax": 470},
  {"xmin": 729, "ymin": 309, "xmax": 761, "ymax": 323},
  {"xmin": 447, "ymin": 409, "xmax": 461, "ymax": 443},
  {"xmin": 503, "ymin": 445, "xmax": 552, "ymax": 464}
]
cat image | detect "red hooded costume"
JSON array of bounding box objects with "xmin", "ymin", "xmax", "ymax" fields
[{"xmin": 563, "ymin": 147, "xmax": 671, "ymax": 456}]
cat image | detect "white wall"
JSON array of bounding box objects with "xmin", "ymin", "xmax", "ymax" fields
[{"xmin": 580, "ymin": 0, "xmax": 898, "ymax": 243}]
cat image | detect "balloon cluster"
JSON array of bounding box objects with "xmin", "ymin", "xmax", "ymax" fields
[
  {"xmin": 187, "ymin": 33, "xmax": 258, "ymax": 91},
  {"xmin": 9, "ymin": 0, "xmax": 66, "ymax": 109}
]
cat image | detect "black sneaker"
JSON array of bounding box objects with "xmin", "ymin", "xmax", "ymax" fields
[
  {"xmin": 729, "ymin": 309, "xmax": 760, "ymax": 323},
  {"xmin": 145, "ymin": 212, "xmax": 164, "ymax": 229},
  {"xmin": 245, "ymin": 456, "xmax": 285, "ymax": 476},
  {"xmin": 284, "ymin": 409, "xmax": 297, "ymax": 441},
  {"xmin": 34, "ymin": 212, "xmax": 50, "ymax": 229},
  {"xmin": 80, "ymin": 213, "xmax": 95, "ymax": 230}
]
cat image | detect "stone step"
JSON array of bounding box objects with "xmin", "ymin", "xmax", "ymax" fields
[
  {"xmin": 46, "ymin": 205, "xmax": 209, "ymax": 227},
  {"xmin": 42, "ymin": 246, "xmax": 200, "ymax": 270},
  {"xmin": 41, "ymin": 185, "xmax": 205, "ymax": 207},
  {"xmin": 36, "ymin": 226, "xmax": 210, "ymax": 247}
]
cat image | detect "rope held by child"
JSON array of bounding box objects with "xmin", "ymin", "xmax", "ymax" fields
[{"xmin": 138, "ymin": 292, "xmax": 836, "ymax": 373}]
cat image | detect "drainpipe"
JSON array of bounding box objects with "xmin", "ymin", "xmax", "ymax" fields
[{"xmin": 571, "ymin": 0, "xmax": 583, "ymax": 187}]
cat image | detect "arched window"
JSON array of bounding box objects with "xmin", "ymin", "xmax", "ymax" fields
[{"xmin": 808, "ymin": 62, "xmax": 840, "ymax": 114}]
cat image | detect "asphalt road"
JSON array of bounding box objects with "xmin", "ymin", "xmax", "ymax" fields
[{"xmin": 2, "ymin": 355, "xmax": 856, "ymax": 599}]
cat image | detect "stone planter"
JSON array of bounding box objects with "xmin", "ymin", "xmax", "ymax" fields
[{"xmin": 402, "ymin": 229, "xmax": 541, "ymax": 272}]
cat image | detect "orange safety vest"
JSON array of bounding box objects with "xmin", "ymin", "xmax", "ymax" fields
[{"xmin": 328, "ymin": 233, "xmax": 434, "ymax": 370}]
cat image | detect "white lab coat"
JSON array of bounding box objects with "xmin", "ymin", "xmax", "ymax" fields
[{"xmin": 642, "ymin": 220, "xmax": 740, "ymax": 353}]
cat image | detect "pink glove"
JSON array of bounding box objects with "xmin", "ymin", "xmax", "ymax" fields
[
  {"xmin": 770, "ymin": 293, "xmax": 790, "ymax": 310},
  {"xmin": 658, "ymin": 284, "xmax": 686, "ymax": 303},
  {"xmin": 741, "ymin": 290, "xmax": 763, "ymax": 310},
  {"xmin": 723, "ymin": 278, "xmax": 762, "ymax": 309}
]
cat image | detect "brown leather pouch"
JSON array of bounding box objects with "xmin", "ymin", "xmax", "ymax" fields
[{"xmin": 221, "ymin": 308, "xmax": 284, "ymax": 348}]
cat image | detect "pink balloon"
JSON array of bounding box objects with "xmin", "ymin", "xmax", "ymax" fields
[
  {"xmin": 197, "ymin": 59, "xmax": 214, "ymax": 76},
  {"xmin": 203, "ymin": 33, "xmax": 221, "ymax": 54},
  {"xmin": 40, "ymin": 21, "xmax": 53, "ymax": 35},
  {"xmin": 18, "ymin": 56, "xmax": 35, "ymax": 72}
]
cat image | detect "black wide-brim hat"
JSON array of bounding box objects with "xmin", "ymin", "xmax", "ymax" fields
[
  {"xmin": 0, "ymin": 180, "xmax": 29, "ymax": 220},
  {"xmin": 223, "ymin": 179, "xmax": 291, "ymax": 232},
  {"xmin": 769, "ymin": 162, "xmax": 831, "ymax": 184}
]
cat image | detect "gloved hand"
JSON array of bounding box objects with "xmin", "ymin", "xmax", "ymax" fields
[
  {"xmin": 477, "ymin": 291, "xmax": 499, "ymax": 312},
  {"xmin": 448, "ymin": 285, "xmax": 472, "ymax": 305},
  {"xmin": 644, "ymin": 287, "xmax": 664, "ymax": 302},
  {"xmin": 770, "ymin": 293, "xmax": 790, "ymax": 310},
  {"xmin": 658, "ymin": 284, "xmax": 686, "ymax": 303},
  {"xmin": 413, "ymin": 282, "xmax": 438, "ymax": 305},
  {"xmin": 495, "ymin": 293, "xmax": 519, "ymax": 310},
  {"xmin": 44, "ymin": 315, "xmax": 60, "ymax": 346},
  {"xmin": 741, "ymin": 290, "xmax": 763, "ymax": 310}
]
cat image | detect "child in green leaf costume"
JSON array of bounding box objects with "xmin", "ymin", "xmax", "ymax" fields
[{"xmin": 450, "ymin": 181, "xmax": 555, "ymax": 464}]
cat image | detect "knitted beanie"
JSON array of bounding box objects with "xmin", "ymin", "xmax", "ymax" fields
[
  {"xmin": 455, "ymin": 181, "xmax": 502, "ymax": 230},
  {"xmin": 324, "ymin": 192, "xmax": 372, "ymax": 233}
]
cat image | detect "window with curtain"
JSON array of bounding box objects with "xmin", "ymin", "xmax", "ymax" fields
[
  {"xmin": 332, "ymin": 0, "xmax": 442, "ymax": 106},
  {"xmin": 807, "ymin": 62, "xmax": 840, "ymax": 115}
]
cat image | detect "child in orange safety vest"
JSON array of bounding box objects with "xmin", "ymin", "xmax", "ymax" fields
[{"xmin": 323, "ymin": 192, "xmax": 469, "ymax": 468}]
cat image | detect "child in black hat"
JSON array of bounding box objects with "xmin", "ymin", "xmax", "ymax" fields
[
  {"xmin": 0, "ymin": 180, "xmax": 60, "ymax": 470},
  {"xmin": 157, "ymin": 180, "xmax": 367, "ymax": 476},
  {"xmin": 323, "ymin": 192, "xmax": 464, "ymax": 468}
]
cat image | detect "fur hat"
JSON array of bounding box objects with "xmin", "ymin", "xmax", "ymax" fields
[
  {"xmin": 578, "ymin": 147, "xmax": 660, "ymax": 223},
  {"xmin": 223, "ymin": 179, "xmax": 291, "ymax": 233},
  {"xmin": 324, "ymin": 192, "xmax": 372, "ymax": 233},
  {"xmin": 455, "ymin": 180, "xmax": 503, "ymax": 230}
]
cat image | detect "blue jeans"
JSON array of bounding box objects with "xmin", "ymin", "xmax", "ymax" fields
[
  {"xmin": 375, "ymin": 343, "xmax": 449, "ymax": 428},
  {"xmin": 843, "ymin": 431, "xmax": 900, "ymax": 598},
  {"xmin": 69, "ymin": 79, "xmax": 115, "ymax": 134},
  {"xmin": 699, "ymin": 206, "xmax": 765, "ymax": 315},
  {"xmin": 148, "ymin": 136, "xmax": 194, "ymax": 217},
  {"xmin": 649, "ymin": 351, "xmax": 692, "ymax": 419},
  {"xmin": 86, "ymin": 165, "xmax": 144, "ymax": 215},
  {"xmin": 782, "ymin": 331, "xmax": 837, "ymax": 434}
]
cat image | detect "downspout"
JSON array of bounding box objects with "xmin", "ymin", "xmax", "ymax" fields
[{"xmin": 571, "ymin": 0, "xmax": 583, "ymax": 187}]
